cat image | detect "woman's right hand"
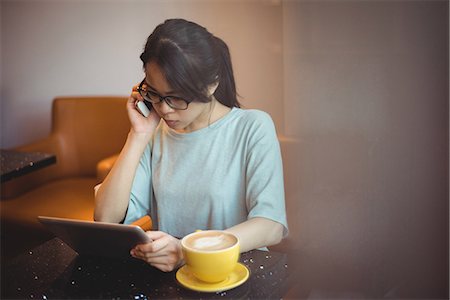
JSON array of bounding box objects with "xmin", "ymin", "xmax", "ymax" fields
[{"xmin": 127, "ymin": 85, "xmax": 161, "ymax": 135}]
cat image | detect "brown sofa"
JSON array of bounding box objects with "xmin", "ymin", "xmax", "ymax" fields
[{"xmin": 1, "ymin": 96, "xmax": 130, "ymax": 258}]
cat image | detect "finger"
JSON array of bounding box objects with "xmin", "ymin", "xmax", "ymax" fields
[
  {"xmin": 147, "ymin": 235, "xmax": 175, "ymax": 253},
  {"xmin": 130, "ymin": 249, "xmax": 171, "ymax": 265},
  {"xmin": 133, "ymin": 231, "xmax": 179, "ymax": 253},
  {"xmin": 130, "ymin": 91, "xmax": 143, "ymax": 101},
  {"xmin": 145, "ymin": 230, "xmax": 170, "ymax": 240},
  {"xmin": 137, "ymin": 231, "xmax": 171, "ymax": 251},
  {"xmin": 134, "ymin": 238, "xmax": 168, "ymax": 254},
  {"xmin": 131, "ymin": 247, "xmax": 165, "ymax": 259},
  {"xmin": 142, "ymin": 255, "xmax": 171, "ymax": 265},
  {"xmin": 146, "ymin": 256, "xmax": 181, "ymax": 272},
  {"xmin": 127, "ymin": 95, "xmax": 139, "ymax": 106},
  {"xmin": 132, "ymin": 235, "xmax": 168, "ymax": 254}
]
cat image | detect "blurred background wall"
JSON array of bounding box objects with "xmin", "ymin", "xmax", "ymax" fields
[
  {"xmin": 1, "ymin": 0, "xmax": 448, "ymax": 298},
  {"xmin": 1, "ymin": 0, "xmax": 284, "ymax": 148},
  {"xmin": 282, "ymin": 0, "xmax": 448, "ymax": 298}
]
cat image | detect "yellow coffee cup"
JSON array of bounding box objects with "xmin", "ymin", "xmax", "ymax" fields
[{"xmin": 181, "ymin": 230, "xmax": 240, "ymax": 283}]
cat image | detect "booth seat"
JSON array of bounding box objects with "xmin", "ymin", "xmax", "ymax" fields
[
  {"xmin": 1, "ymin": 96, "xmax": 130, "ymax": 258},
  {"xmin": 1, "ymin": 96, "xmax": 300, "ymax": 258}
]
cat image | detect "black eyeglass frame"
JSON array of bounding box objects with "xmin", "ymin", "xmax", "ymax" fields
[{"xmin": 137, "ymin": 79, "xmax": 190, "ymax": 110}]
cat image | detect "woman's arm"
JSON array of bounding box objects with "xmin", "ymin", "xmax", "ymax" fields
[
  {"xmin": 94, "ymin": 131, "xmax": 151, "ymax": 222},
  {"xmin": 225, "ymin": 217, "xmax": 284, "ymax": 252},
  {"xmin": 94, "ymin": 87, "xmax": 160, "ymax": 223},
  {"xmin": 238, "ymin": 111, "xmax": 288, "ymax": 251},
  {"xmin": 130, "ymin": 216, "xmax": 283, "ymax": 272}
]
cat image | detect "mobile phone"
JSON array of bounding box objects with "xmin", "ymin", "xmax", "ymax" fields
[{"xmin": 136, "ymin": 100, "xmax": 152, "ymax": 117}]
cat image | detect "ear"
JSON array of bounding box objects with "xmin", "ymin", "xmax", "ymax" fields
[{"xmin": 208, "ymin": 81, "xmax": 219, "ymax": 96}]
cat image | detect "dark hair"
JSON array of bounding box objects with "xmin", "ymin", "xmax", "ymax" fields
[{"xmin": 140, "ymin": 19, "xmax": 240, "ymax": 108}]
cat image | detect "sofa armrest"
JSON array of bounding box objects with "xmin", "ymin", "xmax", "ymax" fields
[{"xmin": 96, "ymin": 154, "xmax": 119, "ymax": 183}]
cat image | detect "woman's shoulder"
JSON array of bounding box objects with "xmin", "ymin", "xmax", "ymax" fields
[
  {"xmin": 229, "ymin": 108, "xmax": 279, "ymax": 151},
  {"xmin": 234, "ymin": 108, "xmax": 274, "ymax": 126},
  {"xmin": 232, "ymin": 108, "xmax": 276, "ymax": 134}
]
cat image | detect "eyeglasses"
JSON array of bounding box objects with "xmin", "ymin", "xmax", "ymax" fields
[{"xmin": 137, "ymin": 79, "xmax": 190, "ymax": 110}]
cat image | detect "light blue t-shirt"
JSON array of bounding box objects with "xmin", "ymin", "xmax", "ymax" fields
[{"xmin": 124, "ymin": 107, "xmax": 288, "ymax": 238}]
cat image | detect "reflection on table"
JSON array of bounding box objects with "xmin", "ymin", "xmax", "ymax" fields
[
  {"xmin": 2, "ymin": 238, "xmax": 293, "ymax": 299},
  {"xmin": 0, "ymin": 149, "xmax": 56, "ymax": 182}
]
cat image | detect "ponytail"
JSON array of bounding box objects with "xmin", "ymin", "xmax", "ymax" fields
[{"xmin": 214, "ymin": 37, "xmax": 240, "ymax": 108}]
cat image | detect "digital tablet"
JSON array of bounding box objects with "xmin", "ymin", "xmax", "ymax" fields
[{"xmin": 38, "ymin": 216, "xmax": 152, "ymax": 258}]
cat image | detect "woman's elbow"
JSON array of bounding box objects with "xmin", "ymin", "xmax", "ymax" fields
[
  {"xmin": 93, "ymin": 199, "xmax": 118, "ymax": 223},
  {"xmin": 268, "ymin": 222, "xmax": 284, "ymax": 246},
  {"xmin": 93, "ymin": 205, "xmax": 106, "ymax": 222}
]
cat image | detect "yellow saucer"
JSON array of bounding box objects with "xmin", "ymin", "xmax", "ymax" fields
[{"xmin": 176, "ymin": 263, "xmax": 250, "ymax": 293}]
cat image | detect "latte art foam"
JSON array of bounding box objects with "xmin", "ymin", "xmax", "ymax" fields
[
  {"xmin": 185, "ymin": 231, "xmax": 237, "ymax": 251},
  {"xmin": 192, "ymin": 235, "xmax": 227, "ymax": 250}
]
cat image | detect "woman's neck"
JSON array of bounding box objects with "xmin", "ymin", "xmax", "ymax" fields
[
  {"xmin": 207, "ymin": 97, "xmax": 232, "ymax": 126},
  {"xmin": 177, "ymin": 97, "xmax": 232, "ymax": 133}
]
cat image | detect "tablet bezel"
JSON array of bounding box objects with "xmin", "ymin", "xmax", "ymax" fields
[{"xmin": 38, "ymin": 216, "xmax": 152, "ymax": 258}]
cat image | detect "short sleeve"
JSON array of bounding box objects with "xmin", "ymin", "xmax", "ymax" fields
[
  {"xmin": 245, "ymin": 112, "xmax": 289, "ymax": 237},
  {"xmin": 123, "ymin": 143, "xmax": 153, "ymax": 224}
]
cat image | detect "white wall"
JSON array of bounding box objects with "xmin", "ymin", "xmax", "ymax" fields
[{"xmin": 1, "ymin": 0, "xmax": 283, "ymax": 148}]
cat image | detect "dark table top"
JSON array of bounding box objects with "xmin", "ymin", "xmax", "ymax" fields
[
  {"xmin": 0, "ymin": 149, "xmax": 56, "ymax": 182},
  {"xmin": 2, "ymin": 238, "xmax": 294, "ymax": 299}
]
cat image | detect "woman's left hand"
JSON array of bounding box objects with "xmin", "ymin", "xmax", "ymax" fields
[{"xmin": 130, "ymin": 231, "xmax": 184, "ymax": 272}]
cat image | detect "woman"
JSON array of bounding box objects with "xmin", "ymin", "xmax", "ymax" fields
[{"xmin": 94, "ymin": 19, "xmax": 288, "ymax": 272}]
